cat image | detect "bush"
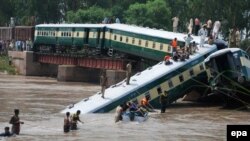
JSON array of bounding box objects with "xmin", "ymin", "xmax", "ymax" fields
[{"xmin": 0, "ymin": 55, "xmax": 16, "ymax": 75}]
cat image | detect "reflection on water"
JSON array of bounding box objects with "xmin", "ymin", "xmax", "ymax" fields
[{"xmin": 0, "ymin": 74, "xmax": 249, "ymax": 141}]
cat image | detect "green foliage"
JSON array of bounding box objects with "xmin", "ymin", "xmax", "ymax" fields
[
  {"xmin": 0, "ymin": 0, "xmax": 249, "ymax": 37},
  {"xmin": 0, "ymin": 56, "xmax": 16, "ymax": 75},
  {"xmin": 66, "ymin": 6, "xmax": 111, "ymax": 23},
  {"xmin": 125, "ymin": 0, "xmax": 171, "ymax": 30}
]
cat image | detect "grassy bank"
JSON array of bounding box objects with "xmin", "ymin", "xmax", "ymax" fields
[{"xmin": 0, "ymin": 55, "xmax": 16, "ymax": 75}]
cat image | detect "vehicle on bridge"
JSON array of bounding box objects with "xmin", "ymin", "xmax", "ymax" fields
[{"xmin": 33, "ymin": 24, "xmax": 201, "ymax": 61}]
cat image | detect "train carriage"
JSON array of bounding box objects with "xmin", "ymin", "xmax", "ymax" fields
[
  {"xmin": 204, "ymin": 48, "xmax": 250, "ymax": 106},
  {"xmin": 0, "ymin": 27, "xmax": 13, "ymax": 41},
  {"xmin": 34, "ymin": 24, "xmax": 106, "ymax": 53},
  {"xmin": 15, "ymin": 26, "xmax": 34, "ymax": 41},
  {"xmin": 62, "ymin": 44, "xmax": 218, "ymax": 114},
  {"xmin": 105, "ymin": 24, "xmax": 200, "ymax": 61}
]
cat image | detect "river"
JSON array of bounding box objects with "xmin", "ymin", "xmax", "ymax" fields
[{"xmin": 0, "ymin": 74, "xmax": 249, "ymax": 141}]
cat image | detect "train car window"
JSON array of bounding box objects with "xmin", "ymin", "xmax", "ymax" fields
[
  {"xmin": 157, "ymin": 86, "xmax": 162, "ymax": 95},
  {"xmin": 144, "ymin": 92, "xmax": 151, "ymax": 100},
  {"xmin": 53, "ymin": 32, "xmax": 55, "ymax": 36},
  {"xmin": 139, "ymin": 40, "xmax": 141, "ymax": 45},
  {"xmin": 168, "ymin": 80, "xmax": 173, "ymax": 88},
  {"xmin": 189, "ymin": 69, "xmax": 194, "ymax": 76},
  {"xmin": 69, "ymin": 32, "xmax": 71, "ymax": 37},
  {"xmin": 61, "ymin": 32, "xmax": 63, "ymax": 37},
  {"xmin": 179, "ymin": 75, "xmax": 184, "ymax": 82},
  {"xmin": 114, "ymin": 35, "xmax": 117, "ymax": 40},
  {"xmin": 126, "ymin": 37, "xmax": 129, "ymax": 43},
  {"xmin": 120, "ymin": 36, "xmax": 123, "ymax": 42},
  {"xmin": 168, "ymin": 45, "xmax": 171, "ymax": 52},
  {"xmin": 199, "ymin": 64, "xmax": 204, "ymax": 70},
  {"xmin": 77, "ymin": 32, "xmax": 79, "ymax": 37},
  {"xmin": 160, "ymin": 43, "xmax": 163, "ymax": 50},
  {"xmin": 152, "ymin": 42, "xmax": 156, "ymax": 48},
  {"xmin": 145, "ymin": 41, "xmax": 148, "ymax": 47},
  {"xmin": 132, "ymin": 38, "xmax": 135, "ymax": 44}
]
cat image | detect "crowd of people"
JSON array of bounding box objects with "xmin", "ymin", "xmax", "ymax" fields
[
  {"xmin": 172, "ymin": 16, "xmax": 242, "ymax": 48},
  {"xmin": 0, "ymin": 39, "xmax": 33, "ymax": 55}
]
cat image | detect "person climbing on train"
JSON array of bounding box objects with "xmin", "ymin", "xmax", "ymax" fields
[
  {"xmin": 160, "ymin": 91, "xmax": 169, "ymax": 113},
  {"xmin": 115, "ymin": 104, "xmax": 124, "ymax": 123},
  {"xmin": 0, "ymin": 127, "xmax": 13, "ymax": 137},
  {"xmin": 140, "ymin": 96, "xmax": 153, "ymax": 112},
  {"xmin": 127, "ymin": 101, "xmax": 138, "ymax": 121},
  {"xmin": 9, "ymin": 109, "xmax": 24, "ymax": 135},
  {"xmin": 70, "ymin": 110, "xmax": 83, "ymax": 130},
  {"xmin": 170, "ymin": 38, "xmax": 178, "ymax": 56},
  {"xmin": 64, "ymin": 112, "xmax": 71, "ymax": 133},
  {"xmin": 126, "ymin": 62, "xmax": 132, "ymax": 85},
  {"xmin": 164, "ymin": 55, "xmax": 172, "ymax": 65},
  {"xmin": 100, "ymin": 69, "xmax": 108, "ymax": 98}
]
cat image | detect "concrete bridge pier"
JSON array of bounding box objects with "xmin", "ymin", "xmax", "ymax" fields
[{"xmin": 57, "ymin": 65, "xmax": 126, "ymax": 85}]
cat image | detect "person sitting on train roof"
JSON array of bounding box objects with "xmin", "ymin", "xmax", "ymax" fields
[
  {"xmin": 0, "ymin": 127, "xmax": 13, "ymax": 137},
  {"xmin": 164, "ymin": 55, "xmax": 172, "ymax": 65}
]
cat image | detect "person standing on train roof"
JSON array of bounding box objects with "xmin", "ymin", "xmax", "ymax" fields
[
  {"xmin": 170, "ymin": 38, "xmax": 178, "ymax": 56},
  {"xmin": 206, "ymin": 18, "xmax": 213, "ymax": 37},
  {"xmin": 100, "ymin": 69, "xmax": 108, "ymax": 98},
  {"xmin": 9, "ymin": 109, "xmax": 24, "ymax": 135},
  {"xmin": 212, "ymin": 20, "xmax": 221, "ymax": 39},
  {"xmin": 198, "ymin": 25, "xmax": 208, "ymax": 47},
  {"xmin": 70, "ymin": 110, "xmax": 83, "ymax": 130},
  {"xmin": 184, "ymin": 34, "xmax": 193, "ymax": 54},
  {"xmin": 126, "ymin": 62, "xmax": 132, "ymax": 85},
  {"xmin": 64, "ymin": 112, "xmax": 71, "ymax": 133},
  {"xmin": 172, "ymin": 16, "xmax": 179, "ymax": 33},
  {"xmin": 194, "ymin": 18, "xmax": 200, "ymax": 36}
]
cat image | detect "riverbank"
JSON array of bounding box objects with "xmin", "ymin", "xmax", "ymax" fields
[{"xmin": 0, "ymin": 55, "xmax": 16, "ymax": 75}]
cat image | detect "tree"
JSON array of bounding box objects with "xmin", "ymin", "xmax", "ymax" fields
[{"xmin": 124, "ymin": 0, "xmax": 171, "ymax": 30}]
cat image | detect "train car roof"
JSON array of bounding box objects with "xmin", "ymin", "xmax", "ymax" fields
[
  {"xmin": 36, "ymin": 24, "xmax": 106, "ymax": 28},
  {"xmin": 107, "ymin": 24, "xmax": 201, "ymax": 43},
  {"xmin": 62, "ymin": 44, "xmax": 217, "ymax": 114},
  {"xmin": 204, "ymin": 48, "xmax": 241, "ymax": 63}
]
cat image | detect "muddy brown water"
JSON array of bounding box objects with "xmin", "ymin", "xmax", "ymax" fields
[{"xmin": 0, "ymin": 74, "xmax": 249, "ymax": 141}]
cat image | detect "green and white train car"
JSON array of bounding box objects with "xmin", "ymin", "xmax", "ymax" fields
[
  {"xmin": 105, "ymin": 24, "xmax": 201, "ymax": 61},
  {"xmin": 204, "ymin": 48, "xmax": 250, "ymax": 105},
  {"xmin": 34, "ymin": 24, "xmax": 106, "ymax": 52},
  {"xmin": 62, "ymin": 44, "xmax": 217, "ymax": 114},
  {"xmin": 34, "ymin": 24, "xmax": 201, "ymax": 61}
]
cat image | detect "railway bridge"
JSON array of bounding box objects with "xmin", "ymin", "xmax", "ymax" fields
[{"xmin": 8, "ymin": 51, "xmax": 132, "ymax": 85}]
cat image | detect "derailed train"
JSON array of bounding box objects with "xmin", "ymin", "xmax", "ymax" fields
[
  {"xmin": 204, "ymin": 48, "xmax": 250, "ymax": 107},
  {"xmin": 33, "ymin": 24, "xmax": 200, "ymax": 61}
]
